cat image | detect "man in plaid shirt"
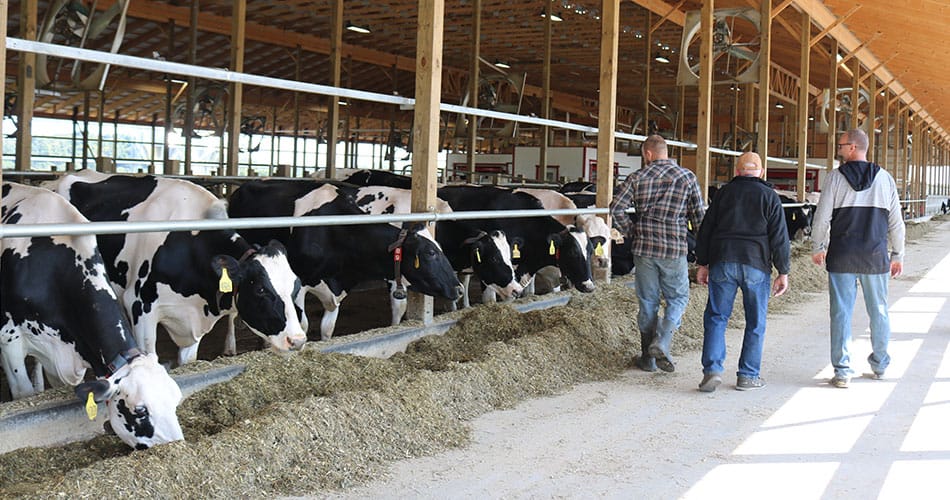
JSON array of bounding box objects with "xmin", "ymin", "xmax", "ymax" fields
[{"xmin": 610, "ymin": 135, "xmax": 706, "ymax": 373}]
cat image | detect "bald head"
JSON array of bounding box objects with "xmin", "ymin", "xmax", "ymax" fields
[{"xmin": 735, "ymin": 152, "xmax": 763, "ymax": 177}]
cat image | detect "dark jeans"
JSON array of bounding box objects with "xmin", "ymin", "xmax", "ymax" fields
[{"xmin": 701, "ymin": 262, "xmax": 771, "ymax": 378}]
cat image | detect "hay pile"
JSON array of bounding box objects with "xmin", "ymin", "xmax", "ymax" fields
[{"xmin": 0, "ymin": 218, "xmax": 940, "ymax": 498}]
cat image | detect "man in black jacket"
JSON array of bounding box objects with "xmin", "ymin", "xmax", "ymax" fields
[{"xmin": 695, "ymin": 152, "xmax": 790, "ymax": 392}]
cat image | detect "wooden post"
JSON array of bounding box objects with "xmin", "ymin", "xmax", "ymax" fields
[
  {"xmin": 16, "ymin": 0, "xmax": 37, "ymax": 172},
  {"xmin": 796, "ymin": 11, "xmax": 810, "ymax": 201},
  {"xmin": 849, "ymin": 58, "xmax": 860, "ymax": 130},
  {"xmin": 465, "ymin": 0, "xmax": 481, "ymax": 179},
  {"xmin": 226, "ymin": 0, "xmax": 246, "ymax": 180},
  {"xmin": 881, "ymin": 87, "xmax": 890, "ymax": 173},
  {"xmin": 184, "ymin": 0, "xmax": 199, "ymax": 176},
  {"xmin": 326, "ymin": 0, "xmax": 342, "ymax": 178},
  {"xmin": 756, "ymin": 0, "xmax": 772, "ymax": 176},
  {"xmin": 540, "ymin": 1, "xmax": 553, "ymax": 179},
  {"xmin": 407, "ymin": 0, "xmax": 445, "ymax": 324},
  {"xmin": 164, "ymin": 20, "xmax": 175, "ymax": 172},
  {"xmin": 695, "ymin": 0, "xmax": 714, "ymax": 200},
  {"xmin": 826, "ymin": 39, "xmax": 838, "ymax": 172},
  {"xmin": 595, "ymin": 0, "xmax": 620, "ymax": 284}
]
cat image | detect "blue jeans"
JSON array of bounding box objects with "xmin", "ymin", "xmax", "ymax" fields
[
  {"xmin": 828, "ymin": 272, "xmax": 891, "ymax": 378},
  {"xmin": 633, "ymin": 255, "xmax": 690, "ymax": 359},
  {"xmin": 701, "ymin": 262, "xmax": 771, "ymax": 378}
]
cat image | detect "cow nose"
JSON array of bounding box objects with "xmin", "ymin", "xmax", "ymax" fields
[
  {"xmin": 286, "ymin": 335, "xmax": 307, "ymax": 351},
  {"xmin": 578, "ymin": 280, "xmax": 596, "ymax": 293},
  {"xmin": 455, "ymin": 283, "xmax": 465, "ymax": 297}
]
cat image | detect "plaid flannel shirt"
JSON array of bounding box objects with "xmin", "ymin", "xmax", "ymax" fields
[{"xmin": 609, "ymin": 158, "xmax": 706, "ymax": 259}]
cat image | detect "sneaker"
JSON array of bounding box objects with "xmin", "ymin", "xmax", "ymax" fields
[
  {"xmin": 736, "ymin": 376, "xmax": 766, "ymax": 391},
  {"xmin": 634, "ymin": 356, "xmax": 657, "ymax": 372},
  {"xmin": 830, "ymin": 375, "xmax": 851, "ymax": 388},
  {"xmin": 866, "ymin": 372, "xmax": 885, "ymax": 380},
  {"xmin": 698, "ymin": 373, "xmax": 722, "ymax": 392},
  {"xmin": 648, "ymin": 345, "xmax": 676, "ymax": 373}
]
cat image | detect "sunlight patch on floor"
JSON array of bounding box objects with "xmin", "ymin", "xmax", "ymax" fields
[
  {"xmin": 879, "ymin": 460, "xmax": 950, "ymax": 500},
  {"xmin": 909, "ymin": 252, "xmax": 950, "ymax": 294},
  {"xmin": 901, "ymin": 382, "xmax": 950, "ymax": 452},
  {"xmin": 733, "ymin": 384, "xmax": 894, "ymax": 455},
  {"xmin": 682, "ymin": 462, "xmax": 838, "ymax": 499}
]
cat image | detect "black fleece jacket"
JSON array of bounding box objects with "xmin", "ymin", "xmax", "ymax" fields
[{"xmin": 695, "ymin": 176, "xmax": 791, "ymax": 275}]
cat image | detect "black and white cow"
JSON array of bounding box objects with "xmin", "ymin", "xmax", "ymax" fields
[
  {"xmin": 47, "ymin": 171, "xmax": 307, "ymax": 365},
  {"xmin": 351, "ymin": 184, "xmax": 523, "ymax": 308},
  {"xmin": 774, "ymin": 191, "xmax": 814, "ymax": 241},
  {"xmin": 1, "ymin": 182, "xmax": 183, "ymax": 450},
  {"xmin": 342, "ymin": 169, "xmax": 413, "ymax": 189},
  {"xmin": 437, "ymin": 185, "xmax": 596, "ymax": 295},
  {"xmin": 512, "ymin": 188, "xmax": 612, "ymax": 271},
  {"xmin": 228, "ymin": 179, "xmax": 463, "ymax": 340}
]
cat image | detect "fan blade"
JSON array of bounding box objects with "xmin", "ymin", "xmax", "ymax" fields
[{"xmin": 727, "ymin": 46, "xmax": 757, "ymax": 62}]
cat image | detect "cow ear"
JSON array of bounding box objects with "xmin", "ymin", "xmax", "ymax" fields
[
  {"xmin": 211, "ymin": 255, "xmax": 243, "ymax": 288},
  {"xmin": 265, "ymin": 239, "xmax": 287, "ymax": 255},
  {"xmin": 75, "ymin": 379, "xmax": 114, "ymax": 404}
]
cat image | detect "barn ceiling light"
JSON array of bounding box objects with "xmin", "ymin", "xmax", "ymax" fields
[
  {"xmin": 345, "ymin": 21, "xmax": 371, "ymax": 34},
  {"xmin": 775, "ymin": 102, "xmax": 785, "ymax": 109},
  {"xmin": 540, "ymin": 9, "xmax": 564, "ymax": 22},
  {"xmin": 654, "ymin": 53, "xmax": 671, "ymax": 64},
  {"xmin": 494, "ymin": 60, "xmax": 511, "ymax": 69}
]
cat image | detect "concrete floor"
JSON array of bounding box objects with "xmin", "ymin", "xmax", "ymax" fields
[{"xmin": 317, "ymin": 220, "xmax": 950, "ymax": 500}]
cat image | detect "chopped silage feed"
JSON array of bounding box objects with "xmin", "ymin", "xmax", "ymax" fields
[{"xmin": 0, "ymin": 217, "xmax": 941, "ymax": 498}]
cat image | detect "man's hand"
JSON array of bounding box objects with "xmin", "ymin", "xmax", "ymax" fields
[
  {"xmin": 812, "ymin": 251, "xmax": 826, "ymax": 266},
  {"xmin": 772, "ymin": 274, "xmax": 789, "ymax": 297},
  {"xmin": 891, "ymin": 261, "xmax": 903, "ymax": 278},
  {"xmin": 696, "ymin": 265, "xmax": 709, "ymax": 285}
]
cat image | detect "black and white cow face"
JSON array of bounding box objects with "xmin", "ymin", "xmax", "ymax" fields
[
  {"xmin": 76, "ymin": 353, "xmax": 183, "ymax": 450},
  {"xmin": 398, "ymin": 223, "xmax": 463, "ymax": 300},
  {"xmin": 468, "ymin": 230, "xmax": 523, "ymax": 299},
  {"xmin": 211, "ymin": 240, "xmax": 307, "ymax": 352},
  {"xmin": 549, "ymin": 227, "xmax": 596, "ymax": 293}
]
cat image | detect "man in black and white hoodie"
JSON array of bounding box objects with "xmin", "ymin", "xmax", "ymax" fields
[{"xmin": 811, "ymin": 128, "xmax": 906, "ymax": 389}]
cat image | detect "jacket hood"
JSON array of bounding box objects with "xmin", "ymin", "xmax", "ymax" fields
[{"xmin": 839, "ymin": 161, "xmax": 881, "ymax": 192}]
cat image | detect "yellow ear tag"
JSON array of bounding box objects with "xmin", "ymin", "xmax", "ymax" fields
[
  {"xmin": 85, "ymin": 392, "xmax": 97, "ymax": 420},
  {"xmin": 792, "ymin": 213, "xmax": 797, "ymax": 221},
  {"xmin": 688, "ymin": 220, "xmax": 693, "ymax": 231},
  {"xmin": 219, "ymin": 267, "xmax": 233, "ymax": 293},
  {"xmin": 475, "ymin": 248, "xmax": 482, "ymax": 263},
  {"xmin": 595, "ymin": 242, "xmax": 604, "ymax": 257},
  {"xmin": 414, "ymin": 255, "xmax": 420, "ymax": 269},
  {"xmin": 549, "ymin": 240, "xmax": 556, "ymax": 255},
  {"xmin": 512, "ymin": 244, "xmax": 521, "ymax": 259}
]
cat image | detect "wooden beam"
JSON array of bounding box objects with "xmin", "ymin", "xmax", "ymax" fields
[
  {"xmin": 858, "ymin": 54, "xmax": 897, "ymax": 85},
  {"xmin": 826, "ymin": 38, "xmax": 838, "ymax": 171},
  {"xmin": 649, "ymin": 0, "xmax": 687, "ymax": 34},
  {"xmin": 808, "ymin": 5, "xmax": 859, "ymax": 48},
  {"xmin": 627, "ymin": 0, "xmax": 686, "ymax": 26},
  {"xmin": 837, "ymin": 32, "xmax": 881, "ymax": 68},
  {"xmin": 771, "ymin": 0, "xmax": 795, "ymax": 20}
]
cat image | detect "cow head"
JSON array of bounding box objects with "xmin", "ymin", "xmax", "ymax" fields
[
  {"xmin": 464, "ymin": 230, "xmax": 523, "ymax": 299},
  {"xmin": 548, "ymin": 226, "xmax": 595, "ymax": 293},
  {"xmin": 75, "ymin": 352, "xmax": 183, "ymax": 450},
  {"xmin": 575, "ymin": 214, "xmax": 611, "ymax": 270},
  {"xmin": 397, "ymin": 222, "xmax": 463, "ymax": 300},
  {"xmin": 211, "ymin": 240, "xmax": 307, "ymax": 352}
]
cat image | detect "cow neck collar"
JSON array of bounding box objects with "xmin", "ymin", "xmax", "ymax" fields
[{"xmin": 106, "ymin": 347, "xmax": 144, "ymax": 377}]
